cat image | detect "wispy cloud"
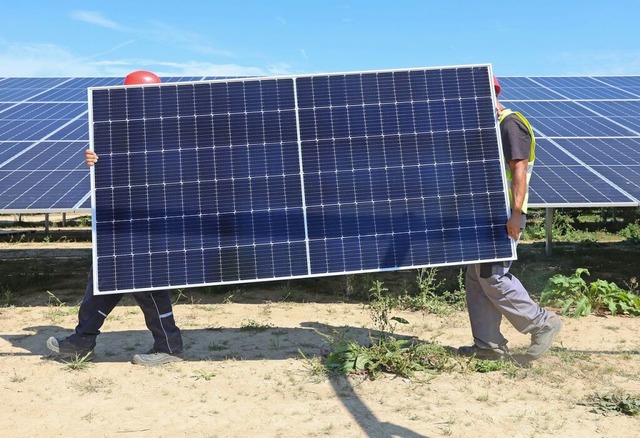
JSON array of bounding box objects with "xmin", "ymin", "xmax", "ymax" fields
[
  {"xmin": 69, "ymin": 10, "xmax": 126, "ymax": 31},
  {"xmin": 0, "ymin": 41, "xmax": 104, "ymax": 76},
  {"xmin": 0, "ymin": 39, "xmax": 292, "ymax": 77},
  {"xmin": 275, "ymin": 16, "xmax": 286, "ymax": 25},
  {"xmin": 145, "ymin": 20, "xmax": 232, "ymax": 57},
  {"xmin": 300, "ymin": 49, "xmax": 308, "ymax": 59},
  {"xmin": 81, "ymin": 40, "xmax": 137, "ymax": 61}
]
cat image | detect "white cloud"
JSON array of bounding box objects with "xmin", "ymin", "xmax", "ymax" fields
[
  {"xmin": 69, "ymin": 10, "xmax": 126, "ymax": 31},
  {"xmin": 0, "ymin": 41, "xmax": 103, "ymax": 76},
  {"xmin": 143, "ymin": 20, "xmax": 233, "ymax": 57},
  {"xmin": 0, "ymin": 40, "xmax": 293, "ymax": 77}
]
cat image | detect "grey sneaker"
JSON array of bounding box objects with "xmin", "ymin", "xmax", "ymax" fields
[
  {"xmin": 458, "ymin": 343, "xmax": 509, "ymax": 361},
  {"xmin": 46, "ymin": 336, "xmax": 94, "ymax": 360},
  {"xmin": 527, "ymin": 315, "xmax": 562, "ymax": 359},
  {"xmin": 131, "ymin": 350, "xmax": 183, "ymax": 366}
]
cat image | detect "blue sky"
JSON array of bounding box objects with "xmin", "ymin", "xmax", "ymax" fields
[{"xmin": 1, "ymin": 1, "xmax": 639, "ymax": 77}]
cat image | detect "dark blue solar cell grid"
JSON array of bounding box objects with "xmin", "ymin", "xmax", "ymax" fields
[
  {"xmin": 0, "ymin": 140, "xmax": 89, "ymax": 210},
  {"xmin": 530, "ymin": 77, "xmax": 638, "ymax": 99},
  {"xmin": 90, "ymin": 66, "xmax": 515, "ymax": 294},
  {"xmin": 498, "ymin": 77, "xmax": 566, "ymax": 101},
  {"xmin": 0, "ymin": 141, "xmax": 28, "ymax": 164},
  {"xmin": 92, "ymin": 77, "xmax": 312, "ymax": 293},
  {"xmin": 297, "ymin": 68, "xmax": 509, "ymax": 275},
  {"xmin": 0, "ymin": 170, "xmax": 89, "ymax": 210},
  {"xmin": 528, "ymin": 139, "xmax": 636, "ymax": 206}
]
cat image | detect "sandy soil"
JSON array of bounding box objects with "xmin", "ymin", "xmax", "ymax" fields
[{"xmin": 1, "ymin": 290, "xmax": 640, "ymax": 437}]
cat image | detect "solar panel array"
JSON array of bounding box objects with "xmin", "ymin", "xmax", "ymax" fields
[
  {"xmin": 0, "ymin": 75, "xmax": 230, "ymax": 213},
  {"xmin": 499, "ymin": 76, "xmax": 640, "ymax": 207},
  {"xmin": 88, "ymin": 65, "xmax": 517, "ymax": 294},
  {"xmin": 2, "ymin": 74, "xmax": 640, "ymax": 214}
]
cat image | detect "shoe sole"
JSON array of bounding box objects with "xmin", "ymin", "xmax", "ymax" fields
[{"xmin": 131, "ymin": 354, "xmax": 183, "ymax": 366}]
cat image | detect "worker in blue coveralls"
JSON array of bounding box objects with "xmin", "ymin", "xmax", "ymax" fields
[
  {"xmin": 458, "ymin": 76, "xmax": 562, "ymax": 361},
  {"xmin": 46, "ymin": 70, "xmax": 184, "ymax": 366}
]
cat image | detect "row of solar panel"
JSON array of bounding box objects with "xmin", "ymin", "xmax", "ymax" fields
[
  {"xmin": 1, "ymin": 74, "xmax": 640, "ymax": 213},
  {"xmin": 500, "ymin": 76, "xmax": 640, "ymax": 207}
]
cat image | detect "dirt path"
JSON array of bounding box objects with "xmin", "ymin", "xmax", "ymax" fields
[{"xmin": 1, "ymin": 298, "xmax": 639, "ymax": 437}]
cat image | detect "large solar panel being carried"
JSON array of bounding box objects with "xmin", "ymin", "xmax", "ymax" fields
[{"xmin": 88, "ymin": 65, "xmax": 515, "ymax": 294}]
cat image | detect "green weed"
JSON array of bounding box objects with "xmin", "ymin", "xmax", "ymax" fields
[
  {"xmin": 540, "ymin": 268, "xmax": 640, "ymax": 317},
  {"xmin": 580, "ymin": 392, "xmax": 640, "ymax": 416},
  {"xmin": 239, "ymin": 319, "xmax": 272, "ymax": 332},
  {"xmin": 62, "ymin": 352, "xmax": 93, "ymax": 371}
]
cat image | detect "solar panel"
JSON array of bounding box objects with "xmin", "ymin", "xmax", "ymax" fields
[
  {"xmin": 499, "ymin": 76, "xmax": 640, "ymax": 208},
  {"xmin": 88, "ymin": 65, "xmax": 516, "ymax": 294}
]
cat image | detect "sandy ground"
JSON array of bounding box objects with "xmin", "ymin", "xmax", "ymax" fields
[{"xmin": 2, "ymin": 292, "xmax": 640, "ymax": 438}]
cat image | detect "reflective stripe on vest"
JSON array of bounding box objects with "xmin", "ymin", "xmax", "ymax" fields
[{"xmin": 498, "ymin": 108, "xmax": 536, "ymax": 214}]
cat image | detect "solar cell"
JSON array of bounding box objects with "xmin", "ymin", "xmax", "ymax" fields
[{"xmin": 88, "ymin": 65, "xmax": 516, "ymax": 294}]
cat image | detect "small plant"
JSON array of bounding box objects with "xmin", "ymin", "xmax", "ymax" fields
[
  {"xmin": 192, "ymin": 370, "xmax": 217, "ymax": 381},
  {"xmin": 620, "ymin": 222, "xmax": 640, "ymax": 243},
  {"xmin": 368, "ymin": 280, "xmax": 407, "ymax": 337},
  {"xmin": 399, "ymin": 268, "xmax": 465, "ymax": 315},
  {"xmin": 580, "ymin": 392, "xmax": 640, "ymax": 416},
  {"xmin": 344, "ymin": 273, "xmax": 376, "ymax": 299},
  {"xmin": 207, "ymin": 341, "xmax": 229, "ymax": 351},
  {"xmin": 323, "ymin": 337, "xmax": 459, "ymax": 380},
  {"xmin": 239, "ymin": 319, "xmax": 272, "ymax": 332},
  {"xmin": 46, "ymin": 290, "xmax": 65, "ymax": 307},
  {"xmin": 62, "ymin": 352, "xmax": 93, "ymax": 371},
  {"xmin": 298, "ymin": 349, "xmax": 328, "ymax": 380},
  {"xmin": 1, "ymin": 287, "xmax": 15, "ymax": 306},
  {"xmin": 540, "ymin": 268, "xmax": 640, "ymax": 317},
  {"xmin": 172, "ymin": 289, "xmax": 189, "ymax": 304}
]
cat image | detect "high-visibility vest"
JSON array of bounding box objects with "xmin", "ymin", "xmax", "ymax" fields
[{"xmin": 499, "ymin": 108, "xmax": 536, "ymax": 214}]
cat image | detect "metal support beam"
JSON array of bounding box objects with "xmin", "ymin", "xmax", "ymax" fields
[{"xmin": 545, "ymin": 207, "xmax": 554, "ymax": 256}]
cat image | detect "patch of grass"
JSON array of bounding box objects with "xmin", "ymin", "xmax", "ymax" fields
[
  {"xmin": 207, "ymin": 341, "xmax": 229, "ymax": 351},
  {"xmin": 469, "ymin": 358, "xmax": 515, "ymax": 373},
  {"xmin": 239, "ymin": 319, "xmax": 272, "ymax": 332},
  {"xmin": 62, "ymin": 352, "xmax": 93, "ymax": 371},
  {"xmin": 298, "ymin": 349, "xmax": 328, "ymax": 380},
  {"xmin": 44, "ymin": 291, "xmax": 78, "ymax": 323},
  {"xmin": 398, "ymin": 268, "xmax": 466, "ymax": 316},
  {"xmin": 1, "ymin": 287, "xmax": 16, "ymax": 306},
  {"xmin": 322, "ymin": 337, "xmax": 462, "ymax": 379},
  {"xmin": 192, "ymin": 370, "xmax": 217, "ymax": 381},
  {"xmin": 580, "ymin": 392, "xmax": 640, "ymax": 416},
  {"xmin": 548, "ymin": 347, "xmax": 591, "ymax": 365}
]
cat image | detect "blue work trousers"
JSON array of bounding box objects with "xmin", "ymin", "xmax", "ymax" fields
[{"xmin": 68, "ymin": 271, "xmax": 183, "ymax": 354}]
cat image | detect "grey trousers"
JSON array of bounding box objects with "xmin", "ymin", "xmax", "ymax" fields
[{"xmin": 465, "ymin": 215, "xmax": 552, "ymax": 349}]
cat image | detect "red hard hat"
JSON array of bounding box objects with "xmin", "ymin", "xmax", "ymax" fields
[
  {"xmin": 493, "ymin": 76, "xmax": 501, "ymax": 96},
  {"xmin": 123, "ymin": 70, "xmax": 162, "ymax": 85}
]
